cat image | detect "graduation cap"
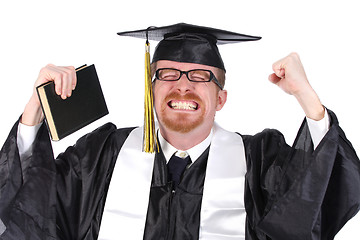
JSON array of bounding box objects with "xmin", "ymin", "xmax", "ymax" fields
[
  {"xmin": 117, "ymin": 23, "xmax": 261, "ymax": 153},
  {"xmin": 118, "ymin": 23, "xmax": 261, "ymax": 71}
]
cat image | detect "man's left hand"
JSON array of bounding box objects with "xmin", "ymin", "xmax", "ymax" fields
[{"xmin": 268, "ymin": 52, "xmax": 325, "ymax": 121}]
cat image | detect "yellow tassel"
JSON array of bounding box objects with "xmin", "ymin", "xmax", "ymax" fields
[{"xmin": 143, "ymin": 41, "xmax": 158, "ymax": 153}]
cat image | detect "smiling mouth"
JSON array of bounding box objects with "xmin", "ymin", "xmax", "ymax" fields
[{"xmin": 168, "ymin": 100, "xmax": 198, "ymax": 111}]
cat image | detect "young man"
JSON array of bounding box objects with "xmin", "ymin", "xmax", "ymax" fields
[{"xmin": 0, "ymin": 23, "xmax": 359, "ymax": 240}]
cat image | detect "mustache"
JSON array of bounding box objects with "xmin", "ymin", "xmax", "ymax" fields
[{"xmin": 164, "ymin": 91, "xmax": 202, "ymax": 103}]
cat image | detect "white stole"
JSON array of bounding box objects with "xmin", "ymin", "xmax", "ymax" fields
[
  {"xmin": 200, "ymin": 123, "xmax": 247, "ymax": 239},
  {"xmin": 98, "ymin": 123, "xmax": 246, "ymax": 239}
]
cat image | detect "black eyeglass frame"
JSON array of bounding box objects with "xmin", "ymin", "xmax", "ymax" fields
[{"xmin": 154, "ymin": 68, "xmax": 224, "ymax": 90}]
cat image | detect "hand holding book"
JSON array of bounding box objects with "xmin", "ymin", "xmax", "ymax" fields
[
  {"xmin": 21, "ymin": 64, "xmax": 77, "ymax": 126},
  {"xmin": 21, "ymin": 64, "xmax": 108, "ymax": 141}
]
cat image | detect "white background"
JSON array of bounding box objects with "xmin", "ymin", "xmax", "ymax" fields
[{"xmin": 0, "ymin": 0, "xmax": 359, "ymax": 238}]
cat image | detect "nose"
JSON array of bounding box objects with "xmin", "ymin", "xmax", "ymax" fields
[{"xmin": 175, "ymin": 73, "xmax": 192, "ymax": 93}]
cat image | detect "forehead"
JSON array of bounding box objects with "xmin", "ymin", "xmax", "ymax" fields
[{"xmin": 155, "ymin": 60, "xmax": 218, "ymax": 72}]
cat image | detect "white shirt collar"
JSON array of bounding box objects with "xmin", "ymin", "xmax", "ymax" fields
[{"xmin": 158, "ymin": 128, "xmax": 213, "ymax": 164}]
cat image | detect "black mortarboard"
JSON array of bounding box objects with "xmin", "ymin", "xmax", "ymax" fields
[{"xmin": 117, "ymin": 23, "xmax": 261, "ymax": 71}]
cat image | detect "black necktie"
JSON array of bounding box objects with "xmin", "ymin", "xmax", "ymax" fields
[{"xmin": 167, "ymin": 154, "xmax": 192, "ymax": 189}]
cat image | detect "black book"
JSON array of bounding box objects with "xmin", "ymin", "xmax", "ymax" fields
[{"xmin": 36, "ymin": 64, "xmax": 108, "ymax": 141}]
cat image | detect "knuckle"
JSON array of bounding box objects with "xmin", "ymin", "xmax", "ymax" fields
[
  {"xmin": 41, "ymin": 64, "xmax": 55, "ymax": 72},
  {"xmin": 65, "ymin": 66, "xmax": 75, "ymax": 73},
  {"xmin": 54, "ymin": 71, "xmax": 63, "ymax": 79},
  {"xmin": 62, "ymin": 68, "xmax": 71, "ymax": 76},
  {"xmin": 40, "ymin": 65, "xmax": 50, "ymax": 74},
  {"xmin": 64, "ymin": 67, "xmax": 76, "ymax": 79},
  {"xmin": 289, "ymin": 52, "xmax": 299, "ymax": 60}
]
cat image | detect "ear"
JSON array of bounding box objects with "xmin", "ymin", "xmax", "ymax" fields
[{"xmin": 216, "ymin": 90, "xmax": 227, "ymax": 111}]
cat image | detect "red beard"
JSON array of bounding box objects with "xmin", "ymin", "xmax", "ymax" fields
[{"xmin": 157, "ymin": 91, "xmax": 205, "ymax": 133}]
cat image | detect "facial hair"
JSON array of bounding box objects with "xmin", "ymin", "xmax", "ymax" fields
[{"xmin": 157, "ymin": 91, "xmax": 206, "ymax": 133}]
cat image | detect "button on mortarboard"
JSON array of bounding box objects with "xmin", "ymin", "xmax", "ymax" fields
[{"xmin": 117, "ymin": 23, "xmax": 261, "ymax": 71}]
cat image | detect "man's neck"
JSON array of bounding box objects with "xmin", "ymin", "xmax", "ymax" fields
[{"xmin": 158, "ymin": 124, "xmax": 213, "ymax": 151}]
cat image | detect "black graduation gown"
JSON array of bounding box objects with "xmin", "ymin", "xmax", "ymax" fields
[
  {"xmin": 143, "ymin": 145, "xmax": 210, "ymax": 239},
  {"xmin": 0, "ymin": 109, "xmax": 359, "ymax": 240}
]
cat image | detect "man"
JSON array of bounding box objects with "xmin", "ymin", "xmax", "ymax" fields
[{"xmin": 0, "ymin": 23, "xmax": 359, "ymax": 240}]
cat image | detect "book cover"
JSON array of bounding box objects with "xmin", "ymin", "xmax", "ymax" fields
[{"xmin": 36, "ymin": 64, "xmax": 108, "ymax": 141}]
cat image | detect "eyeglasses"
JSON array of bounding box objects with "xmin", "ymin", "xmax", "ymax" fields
[{"xmin": 154, "ymin": 68, "xmax": 223, "ymax": 90}]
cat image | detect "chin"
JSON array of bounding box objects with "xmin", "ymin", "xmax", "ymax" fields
[{"xmin": 160, "ymin": 114, "xmax": 205, "ymax": 134}]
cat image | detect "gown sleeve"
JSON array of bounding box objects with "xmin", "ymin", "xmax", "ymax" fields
[
  {"xmin": 0, "ymin": 119, "xmax": 57, "ymax": 240},
  {"xmin": 0, "ymin": 117, "xmax": 131, "ymax": 240},
  {"xmin": 244, "ymin": 109, "xmax": 360, "ymax": 240}
]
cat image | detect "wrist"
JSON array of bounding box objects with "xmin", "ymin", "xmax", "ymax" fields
[
  {"xmin": 21, "ymin": 94, "xmax": 44, "ymax": 126},
  {"xmin": 294, "ymin": 88, "xmax": 325, "ymax": 121},
  {"xmin": 304, "ymin": 104, "xmax": 325, "ymax": 121}
]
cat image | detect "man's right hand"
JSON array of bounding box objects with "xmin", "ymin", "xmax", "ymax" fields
[{"xmin": 21, "ymin": 64, "xmax": 77, "ymax": 126}]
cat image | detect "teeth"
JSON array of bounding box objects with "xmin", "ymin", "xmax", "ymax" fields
[{"xmin": 171, "ymin": 101, "xmax": 197, "ymax": 110}]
